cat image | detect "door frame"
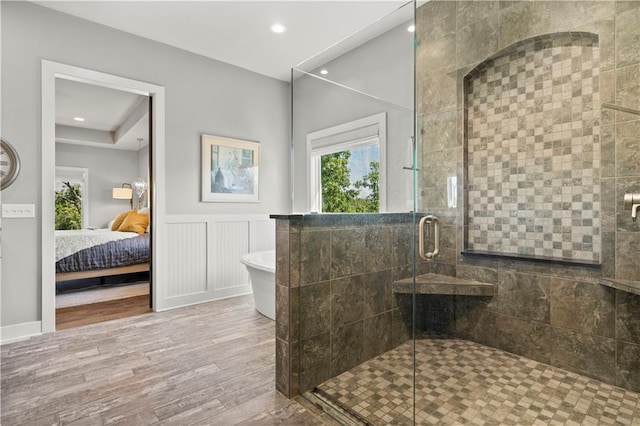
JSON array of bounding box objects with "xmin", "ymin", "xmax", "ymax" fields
[{"xmin": 41, "ymin": 60, "xmax": 166, "ymax": 333}]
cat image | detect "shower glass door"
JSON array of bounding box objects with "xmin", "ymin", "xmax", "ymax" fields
[
  {"xmin": 290, "ymin": 1, "xmax": 421, "ymax": 423},
  {"xmin": 413, "ymin": 0, "xmax": 640, "ymax": 424}
]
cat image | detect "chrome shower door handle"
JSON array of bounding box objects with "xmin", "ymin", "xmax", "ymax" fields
[{"xmin": 418, "ymin": 215, "xmax": 440, "ymax": 261}]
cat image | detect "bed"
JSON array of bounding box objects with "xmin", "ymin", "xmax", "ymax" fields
[{"xmin": 55, "ymin": 229, "xmax": 150, "ymax": 283}]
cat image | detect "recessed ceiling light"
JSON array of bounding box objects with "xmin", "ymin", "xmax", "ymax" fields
[
  {"xmin": 73, "ymin": 117, "xmax": 85, "ymax": 122},
  {"xmin": 270, "ymin": 23, "xmax": 287, "ymax": 34},
  {"xmin": 407, "ymin": 24, "xmax": 415, "ymax": 33},
  {"xmin": 320, "ymin": 69, "xmax": 328, "ymax": 75}
]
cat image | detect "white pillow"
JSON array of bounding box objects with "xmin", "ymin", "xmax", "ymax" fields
[
  {"xmin": 107, "ymin": 219, "xmax": 115, "ymax": 230},
  {"xmin": 138, "ymin": 207, "xmax": 150, "ymax": 214}
]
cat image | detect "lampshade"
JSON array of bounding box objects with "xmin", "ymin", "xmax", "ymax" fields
[{"xmin": 112, "ymin": 187, "xmax": 133, "ymax": 200}]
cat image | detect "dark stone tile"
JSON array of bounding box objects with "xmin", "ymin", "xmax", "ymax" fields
[
  {"xmin": 615, "ymin": 64, "xmax": 640, "ymax": 123},
  {"xmin": 300, "ymin": 281, "xmax": 330, "ymax": 340},
  {"xmin": 456, "ymin": 265, "xmax": 498, "ymax": 285},
  {"xmin": 392, "ymin": 225, "xmax": 413, "ymax": 267},
  {"xmin": 290, "ymin": 339, "xmax": 300, "ymax": 397},
  {"xmin": 421, "ymin": 68, "xmax": 458, "ymax": 114},
  {"xmin": 300, "ymin": 230, "xmax": 330, "ymax": 286},
  {"xmin": 416, "ymin": 0, "xmax": 456, "ymax": 42},
  {"xmin": 330, "ymin": 228, "xmax": 365, "ymax": 279},
  {"xmin": 391, "ymin": 266, "xmax": 412, "ymax": 310},
  {"xmin": 300, "ymin": 333, "xmax": 331, "ymax": 393},
  {"xmin": 549, "ymin": 1, "xmax": 612, "ymax": 33},
  {"xmin": 276, "ymin": 219, "xmax": 289, "ymax": 233},
  {"xmin": 615, "ymin": 233, "xmax": 640, "ymax": 282},
  {"xmin": 363, "ymin": 269, "xmax": 392, "ymax": 318},
  {"xmin": 290, "ymin": 287, "xmax": 300, "ymax": 343},
  {"xmin": 617, "ymin": 290, "xmax": 640, "ymax": 344},
  {"xmin": 365, "ymin": 226, "xmax": 393, "ymax": 272},
  {"xmin": 363, "ymin": 312, "xmax": 393, "ymax": 361},
  {"xmin": 420, "ymin": 295, "xmax": 455, "ymax": 335},
  {"xmin": 419, "ymin": 33, "xmax": 457, "ymax": 73},
  {"xmin": 601, "ymin": 232, "xmax": 616, "ymax": 279},
  {"xmin": 276, "ymin": 284, "xmax": 289, "ymax": 342},
  {"xmin": 617, "ymin": 341, "xmax": 640, "ymax": 392},
  {"xmin": 429, "ymin": 262, "xmax": 456, "ymax": 278},
  {"xmin": 455, "ymin": 296, "xmax": 497, "ymax": 344},
  {"xmin": 616, "ymin": 0, "xmax": 640, "ymax": 15},
  {"xmin": 550, "ymin": 278, "xmax": 616, "ymax": 338},
  {"xmin": 422, "ymin": 149, "xmax": 458, "ymax": 189},
  {"xmin": 459, "ymin": 13, "xmax": 501, "ymax": 68},
  {"xmin": 392, "ymin": 303, "xmax": 412, "ymax": 348},
  {"xmin": 616, "ymin": 6, "xmax": 640, "ymax": 67},
  {"xmin": 616, "ymin": 121, "xmax": 640, "ymax": 177},
  {"xmin": 275, "ymin": 337, "xmax": 289, "ymax": 397},
  {"xmin": 331, "ymin": 321, "xmax": 364, "ymax": 376},
  {"xmin": 457, "ymin": 0, "xmax": 499, "ymax": 28},
  {"xmin": 551, "ymin": 327, "xmax": 616, "ymax": 385},
  {"xmin": 499, "ymin": 2, "xmax": 549, "ymax": 50},
  {"xmin": 497, "ymin": 271, "xmax": 550, "ymax": 322},
  {"xmin": 423, "ymin": 110, "xmax": 459, "ymax": 151},
  {"xmin": 600, "ymin": 125, "xmax": 615, "ymax": 179},
  {"xmin": 331, "ymin": 275, "xmax": 364, "ymax": 327},
  {"xmin": 434, "ymin": 224, "xmax": 457, "ymax": 266},
  {"xmin": 290, "ymin": 231, "xmax": 300, "ymax": 288},
  {"xmin": 492, "ymin": 314, "xmax": 551, "ymax": 364},
  {"xmin": 601, "ymin": 178, "xmax": 616, "ymax": 231},
  {"xmin": 276, "ymin": 232, "xmax": 290, "ymax": 288}
]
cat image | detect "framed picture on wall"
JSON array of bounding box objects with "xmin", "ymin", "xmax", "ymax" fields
[{"xmin": 201, "ymin": 134, "xmax": 260, "ymax": 202}]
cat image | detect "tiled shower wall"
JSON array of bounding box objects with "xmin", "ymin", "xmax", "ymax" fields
[
  {"xmin": 274, "ymin": 215, "xmax": 418, "ymax": 397},
  {"xmin": 465, "ymin": 33, "xmax": 601, "ymax": 263},
  {"xmin": 417, "ymin": 0, "xmax": 640, "ymax": 392}
]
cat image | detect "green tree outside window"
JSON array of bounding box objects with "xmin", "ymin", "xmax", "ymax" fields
[
  {"xmin": 55, "ymin": 182, "xmax": 82, "ymax": 230},
  {"xmin": 321, "ymin": 151, "xmax": 379, "ymax": 213}
]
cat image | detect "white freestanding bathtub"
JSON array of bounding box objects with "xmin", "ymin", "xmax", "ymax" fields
[{"xmin": 240, "ymin": 250, "xmax": 276, "ymax": 320}]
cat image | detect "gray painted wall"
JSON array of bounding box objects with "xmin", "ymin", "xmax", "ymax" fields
[
  {"xmin": 292, "ymin": 22, "xmax": 414, "ymax": 212},
  {"xmin": 56, "ymin": 143, "xmax": 139, "ymax": 227},
  {"xmin": 1, "ymin": 2, "xmax": 289, "ymax": 327}
]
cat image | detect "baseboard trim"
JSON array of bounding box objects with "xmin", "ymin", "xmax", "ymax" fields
[{"xmin": 1, "ymin": 321, "xmax": 43, "ymax": 345}]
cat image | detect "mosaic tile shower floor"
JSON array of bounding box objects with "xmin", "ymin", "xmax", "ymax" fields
[{"xmin": 316, "ymin": 338, "xmax": 640, "ymax": 425}]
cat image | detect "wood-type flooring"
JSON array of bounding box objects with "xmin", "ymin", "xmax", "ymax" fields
[
  {"xmin": 56, "ymin": 294, "xmax": 152, "ymax": 330},
  {"xmin": 1, "ymin": 295, "xmax": 338, "ymax": 425}
]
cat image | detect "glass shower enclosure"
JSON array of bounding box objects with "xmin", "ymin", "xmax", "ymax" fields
[{"xmin": 278, "ymin": 0, "xmax": 640, "ymax": 424}]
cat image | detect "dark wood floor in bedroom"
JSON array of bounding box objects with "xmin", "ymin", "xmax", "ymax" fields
[
  {"xmin": 56, "ymin": 294, "xmax": 152, "ymax": 330},
  {"xmin": 2, "ymin": 294, "xmax": 338, "ymax": 425}
]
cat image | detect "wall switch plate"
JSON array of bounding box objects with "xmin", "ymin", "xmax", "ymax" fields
[{"xmin": 2, "ymin": 204, "xmax": 36, "ymax": 218}]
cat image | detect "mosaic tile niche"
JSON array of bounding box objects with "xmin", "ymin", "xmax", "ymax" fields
[{"xmin": 464, "ymin": 33, "xmax": 601, "ymax": 264}]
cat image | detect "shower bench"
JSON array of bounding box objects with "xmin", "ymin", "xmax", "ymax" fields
[{"xmin": 393, "ymin": 273, "xmax": 494, "ymax": 296}]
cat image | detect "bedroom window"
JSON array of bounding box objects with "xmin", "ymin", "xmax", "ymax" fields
[
  {"xmin": 55, "ymin": 166, "xmax": 89, "ymax": 230},
  {"xmin": 307, "ymin": 112, "xmax": 386, "ymax": 213}
]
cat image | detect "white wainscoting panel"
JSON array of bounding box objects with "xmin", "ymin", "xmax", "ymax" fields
[
  {"xmin": 250, "ymin": 220, "xmax": 276, "ymax": 252},
  {"xmin": 211, "ymin": 221, "xmax": 249, "ymax": 290},
  {"xmin": 159, "ymin": 214, "xmax": 274, "ymax": 310},
  {"xmin": 165, "ymin": 222, "xmax": 208, "ymax": 297}
]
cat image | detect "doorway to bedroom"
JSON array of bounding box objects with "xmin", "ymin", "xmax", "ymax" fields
[{"xmin": 53, "ymin": 78, "xmax": 152, "ymax": 329}]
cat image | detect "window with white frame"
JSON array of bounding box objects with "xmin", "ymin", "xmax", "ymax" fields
[
  {"xmin": 307, "ymin": 113, "xmax": 386, "ymax": 213},
  {"xmin": 55, "ymin": 166, "xmax": 89, "ymax": 229}
]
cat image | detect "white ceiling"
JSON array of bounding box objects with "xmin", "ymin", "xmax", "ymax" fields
[
  {"xmin": 55, "ymin": 79, "xmax": 149, "ymax": 151},
  {"xmin": 35, "ymin": 0, "xmax": 409, "ymax": 82},
  {"xmin": 45, "ymin": 0, "xmax": 410, "ymax": 151}
]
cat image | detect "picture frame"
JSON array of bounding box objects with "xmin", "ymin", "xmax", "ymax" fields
[{"xmin": 201, "ymin": 134, "xmax": 260, "ymax": 202}]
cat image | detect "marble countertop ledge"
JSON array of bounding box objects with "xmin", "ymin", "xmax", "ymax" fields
[
  {"xmin": 393, "ymin": 273, "xmax": 495, "ymax": 297},
  {"xmin": 601, "ymin": 278, "xmax": 640, "ymax": 297}
]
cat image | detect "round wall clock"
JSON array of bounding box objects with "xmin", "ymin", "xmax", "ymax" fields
[{"xmin": 1, "ymin": 138, "xmax": 21, "ymax": 190}]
